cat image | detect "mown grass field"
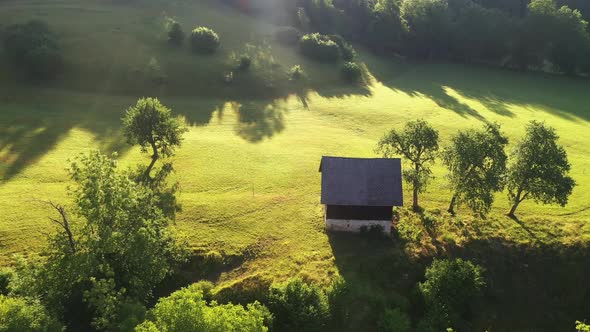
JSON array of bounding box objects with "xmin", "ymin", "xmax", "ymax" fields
[{"xmin": 1, "ymin": 0, "xmax": 590, "ymax": 329}]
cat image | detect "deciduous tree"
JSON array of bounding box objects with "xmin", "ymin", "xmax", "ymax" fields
[
  {"xmin": 506, "ymin": 121, "xmax": 575, "ymax": 218},
  {"xmin": 442, "ymin": 123, "xmax": 508, "ymax": 215},
  {"xmin": 377, "ymin": 120, "xmax": 439, "ymax": 211},
  {"xmin": 123, "ymin": 98, "xmax": 187, "ymax": 182}
]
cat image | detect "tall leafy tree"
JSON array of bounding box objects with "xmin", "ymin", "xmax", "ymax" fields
[
  {"xmin": 366, "ymin": 0, "xmax": 405, "ymax": 52},
  {"xmin": 18, "ymin": 152, "xmax": 186, "ymax": 330},
  {"xmin": 401, "ymin": 0, "xmax": 451, "ymax": 59},
  {"xmin": 525, "ymin": 0, "xmax": 590, "ymax": 74},
  {"xmin": 442, "ymin": 123, "xmax": 508, "ymax": 215},
  {"xmin": 123, "ymin": 97, "xmax": 187, "ymax": 182},
  {"xmin": 506, "ymin": 121, "xmax": 575, "ymax": 218},
  {"xmin": 377, "ymin": 119, "xmax": 439, "ymax": 211}
]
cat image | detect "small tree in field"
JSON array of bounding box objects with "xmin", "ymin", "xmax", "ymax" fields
[
  {"xmin": 123, "ymin": 98, "xmax": 187, "ymax": 182},
  {"xmin": 167, "ymin": 20, "xmax": 185, "ymax": 46},
  {"xmin": 506, "ymin": 121, "xmax": 575, "ymax": 218},
  {"xmin": 377, "ymin": 120, "xmax": 439, "ymax": 211},
  {"xmin": 442, "ymin": 123, "xmax": 508, "ymax": 215}
]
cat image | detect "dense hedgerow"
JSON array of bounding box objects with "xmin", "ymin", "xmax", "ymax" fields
[
  {"xmin": 341, "ymin": 62, "xmax": 362, "ymax": 83},
  {"xmin": 267, "ymin": 278, "xmax": 330, "ymax": 332},
  {"xmin": 328, "ymin": 34, "xmax": 356, "ymax": 61},
  {"xmin": 135, "ymin": 284, "xmax": 271, "ymax": 332},
  {"xmin": 378, "ymin": 308, "xmax": 411, "ymax": 332},
  {"xmin": 299, "ymin": 33, "xmax": 341, "ymax": 62},
  {"xmin": 0, "ymin": 295, "xmax": 64, "ymax": 332},
  {"xmin": 2, "ymin": 20, "xmax": 63, "ymax": 79},
  {"xmin": 418, "ymin": 259, "xmax": 485, "ymax": 331},
  {"xmin": 190, "ymin": 27, "xmax": 220, "ymax": 54}
]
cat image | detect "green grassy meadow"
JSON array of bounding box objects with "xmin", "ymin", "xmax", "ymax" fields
[{"xmin": 1, "ymin": 0, "xmax": 590, "ymax": 329}]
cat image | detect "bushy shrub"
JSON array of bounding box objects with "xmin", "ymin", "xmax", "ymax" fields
[
  {"xmin": 2, "ymin": 20, "xmax": 63, "ymax": 79},
  {"xmin": 577, "ymin": 321, "xmax": 590, "ymax": 332},
  {"xmin": 378, "ymin": 308, "xmax": 411, "ymax": 332},
  {"xmin": 238, "ymin": 55, "xmax": 252, "ymax": 71},
  {"xmin": 274, "ymin": 27, "xmax": 301, "ymax": 46},
  {"xmin": 326, "ymin": 277, "xmax": 350, "ymax": 330},
  {"xmin": 135, "ymin": 284, "xmax": 270, "ymax": 332},
  {"xmin": 267, "ymin": 278, "xmax": 330, "ymax": 332},
  {"xmin": 190, "ymin": 27, "xmax": 220, "ymax": 54},
  {"xmin": 341, "ymin": 62, "xmax": 362, "ymax": 83},
  {"xmin": 328, "ymin": 34, "xmax": 356, "ymax": 61},
  {"xmin": 418, "ymin": 259, "xmax": 485, "ymax": 330},
  {"xmin": 167, "ymin": 20, "xmax": 184, "ymax": 46},
  {"xmin": 0, "ymin": 295, "xmax": 64, "ymax": 332},
  {"xmin": 299, "ymin": 33, "xmax": 340, "ymax": 62},
  {"xmin": 288, "ymin": 65, "xmax": 304, "ymax": 80},
  {"xmin": 0, "ymin": 269, "xmax": 11, "ymax": 296}
]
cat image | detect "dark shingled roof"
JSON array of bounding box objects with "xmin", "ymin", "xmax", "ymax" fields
[{"xmin": 319, "ymin": 156, "xmax": 403, "ymax": 207}]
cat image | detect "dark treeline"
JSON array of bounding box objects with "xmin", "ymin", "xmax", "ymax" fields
[{"xmin": 234, "ymin": 0, "xmax": 590, "ymax": 75}]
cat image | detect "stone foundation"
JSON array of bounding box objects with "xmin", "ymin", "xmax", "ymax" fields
[{"xmin": 325, "ymin": 218, "xmax": 391, "ymax": 234}]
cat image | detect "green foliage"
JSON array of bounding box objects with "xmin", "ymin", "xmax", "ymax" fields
[
  {"xmin": 448, "ymin": 0, "xmax": 515, "ymax": 62},
  {"xmin": 166, "ymin": 20, "xmax": 184, "ymax": 46},
  {"xmin": 401, "ymin": 0, "xmax": 451, "ymax": 59},
  {"xmin": 442, "ymin": 123, "xmax": 509, "ymax": 215},
  {"xmin": 577, "ymin": 321, "xmax": 590, "ymax": 332},
  {"xmin": 267, "ymin": 278, "xmax": 330, "ymax": 332},
  {"xmin": 299, "ymin": 33, "xmax": 341, "ymax": 62},
  {"xmin": 135, "ymin": 284, "xmax": 270, "ymax": 332},
  {"xmin": 340, "ymin": 61, "xmax": 362, "ymax": 83},
  {"xmin": 526, "ymin": 0, "xmax": 590, "ymax": 74},
  {"xmin": 418, "ymin": 259, "xmax": 485, "ymax": 331},
  {"xmin": 288, "ymin": 65, "xmax": 305, "ymax": 80},
  {"xmin": 506, "ymin": 121, "xmax": 576, "ymax": 217},
  {"xmin": 2, "ymin": 20, "xmax": 63, "ymax": 79},
  {"xmin": 123, "ymin": 97, "xmax": 187, "ymax": 182},
  {"xmin": 377, "ymin": 120, "xmax": 440, "ymax": 211},
  {"xmin": 0, "ymin": 270, "xmax": 11, "ymax": 296},
  {"xmin": 328, "ymin": 34, "xmax": 356, "ymax": 61},
  {"xmin": 213, "ymin": 276, "xmax": 270, "ymax": 306},
  {"xmin": 0, "ymin": 295, "xmax": 64, "ymax": 332},
  {"xmin": 20, "ymin": 151, "xmax": 186, "ymax": 330},
  {"xmin": 367, "ymin": 0, "xmax": 405, "ymax": 52},
  {"xmin": 231, "ymin": 43, "xmax": 278, "ymax": 85},
  {"xmin": 190, "ymin": 27, "xmax": 220, "ymax": 54},
  {"xmin": 378, "ymin": 308, "xmax": 411, "ymax": 332},
  {"xmin": 326, "ymin": 277, "xmax": 350, "ymax": 329},
  {"xmin": 238, "ymin": 55, "xmax": 252, "ymax": 71}
]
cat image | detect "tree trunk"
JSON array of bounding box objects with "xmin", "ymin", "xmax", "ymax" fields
[
  {"xmin": 144, "ymin": 140, "xmax": 159, "ymax": 182},
  {"xmin": 412, "ymin": 163, "xmax": 420, "ymax": 211},
  {"xmin": 507, "ymin": 189, "xmax": 523, "ymax": 218},
  {"xmin": 448, "ymin": 194, "xmax": 457, "ymax": 215}
]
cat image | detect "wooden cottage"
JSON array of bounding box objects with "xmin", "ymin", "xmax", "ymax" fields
[{"xmin": 319, "ymin": 156, "xmax": 403, "ymax": 234}]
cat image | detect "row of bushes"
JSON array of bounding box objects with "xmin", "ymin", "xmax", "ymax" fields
[
  {"xmin": 131, "ymin": 257, "xmax": 485, "ymax": 332},
  {"xmin": 293, "ymin": 0, "xmax": 590, "ymax": 75},
  {"xmin": 299, "ymin": 32, "xmax": 356, "ymax": 62},
  {"xmin": 166, "ymin": 20, "xmax": 220, "ymax": 54}
]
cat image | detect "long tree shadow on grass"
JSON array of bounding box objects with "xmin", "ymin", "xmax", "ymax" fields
[
  {"xmin": 449, "ymin": 238, "xmax": 590, "ymax": 332},
  {"xmin": 327, "ymin": 230, "xmax": 590, "ymax": 332},
  {"xmin": 0, "ymin": 67, "xmax": 373, "ymax": 179},
  {"xmin": 0, "ymin": 93, "xmax": 134, "ymax": 181},
  {"xmin": 365, "ymin": 58, "xmax": 590, "ymax": 122}
]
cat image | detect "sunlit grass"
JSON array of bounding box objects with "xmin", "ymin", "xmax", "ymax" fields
[{"xmin": 1, "ymin": 0, "xmax": 589, "ymax": 289}]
